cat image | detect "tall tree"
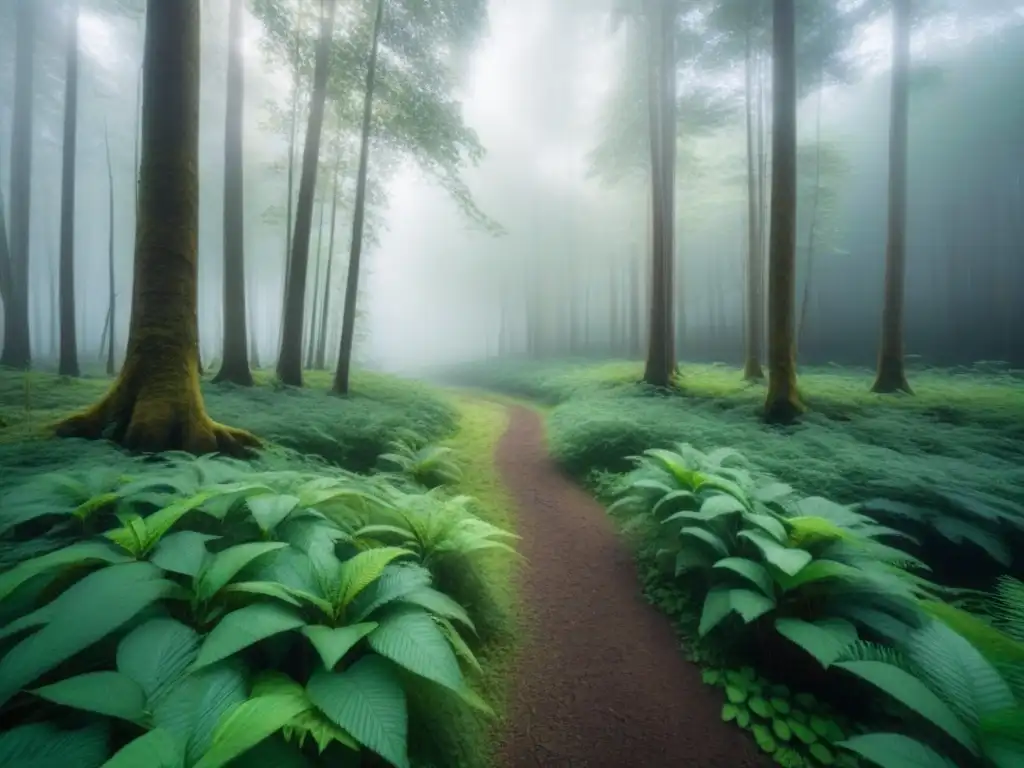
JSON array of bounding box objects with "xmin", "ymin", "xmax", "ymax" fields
[
  {"xmin": 104, "ymin": 121, "xmax": 116, "ymax": 376},
  {"xmin": 56, "ymin": 0, "xmax": 258, "ymax": 455},
  {"xmin": 642, "ymin": 0, "xmax": 678, "ymax": 388},
  {"xmin": 763, "ymin": 0, "xmax": 804, "ymax": 422},
  {"xmin": 213, "ymin": 0, "xmax": 253, "ymax": 386},
  {"xmin": 1, "ymin": 0, "xmax": 35, "ymax": 370},
  {"xmin": 58, "ymin": 0, "xmax": 81, "ymax": 377},
  {"xmin": 742, "ymin": 5, "xmax": 764, "ymax": 380},
  {"xmin": 277, "ymin": 0, "xmax": 337, "ymax": 387},
  {"xmin": 315, "ymin": 144, "xmax": 343, "ymax": 370},
  {"xmin": 871, "ymin": 0, "xmax": 913, "ymax": 394},
  {"xmin": 333, "ymin": 0, "xmax": 384, "ymax": 395}
]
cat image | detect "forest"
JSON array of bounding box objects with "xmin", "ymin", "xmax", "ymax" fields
[{"xmin": 0, "ymin": 0, "xmax": 1022, "ymax": 767}]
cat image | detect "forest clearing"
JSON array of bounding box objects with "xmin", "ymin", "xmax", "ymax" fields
[{"xmin": 1, "ymin": 0, "xmax": 1023, "ymax": 767}]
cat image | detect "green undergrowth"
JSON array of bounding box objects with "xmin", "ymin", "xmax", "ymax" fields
[
  {"xmin": 0, "ymin": 369, "xmax": 458, "ymax": 484},
  {"xmin": 441, "ymin": 359, "xmax": 1024, "ymax": 588},
  {"xmin": 594, "ymin": 443, "xmax": 1024, "ymax": 768},
  {"xmin": 0, "ymin": 370, "xmax": 519, "ymax": 767}
]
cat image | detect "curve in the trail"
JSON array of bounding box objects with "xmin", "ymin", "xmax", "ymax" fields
[{"xmin": 494, "ymin": 405, "xmax": 769, "ymax": 768}]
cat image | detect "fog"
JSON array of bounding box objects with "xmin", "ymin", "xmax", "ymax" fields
[{"xmin": 1, "ymin": 0, "xmax": 1022, "ymax": 376}]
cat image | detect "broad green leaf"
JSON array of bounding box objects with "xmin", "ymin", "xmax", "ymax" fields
[
  {"xmin": 100, "ymin": 728, "xmax": 184, "ymax": 768},
  {"xmin": 306, "ymin": 657, "xmax": 409, "ymax": 768},
  {"xmin": 738, "ymin": 530, "xmax": 813, "ymax": 576},
  {"xmin": 368, "ymin": 609, "xmax": 465, "ymax": 692},
  {"xmin": 677, "ymin": 527, "xmax": 729, "ymax": 557},
  {"xmin": 651, "ymin": 489, "xmax": 697, "ymax": 517},
  {"xmin": 195, "ymin": 542, "xmax": 288, "ymax": 601},
  {"xmin": 906, "ymin": 621, "xmax": 1015, "ymax": 731},
  {"xmin": 834, "ymin": 661, "xmax": 976, "ymax": 752},
  {"xmin": 144, "ymin": 489, "xmax": 228, "ymax": 550},
  {"xmin": 752, "ymin": 483, "xmax": 793, "ymax": 503},
  {"xmin": 0, "ymin": 722, "xmax": 108, "ymax": 768},
  {"xmin": 117, "ymin": 618, "xmax": 200, "ymax": 708},
  {"xmin": 836, "ymin": 733, "xmax": 957, "ymax": 768},
  {"xmin": 152, "ymin": 662, "xmax": 248, "ymax": 766},
  {"xmin": 713, "ymin": 557, "xmax": 774, "ymax": 596},
  {"xmin": 774, "ymin": 618, "xmax": 857, "ymax": 668},
  {"xmin": 335, "ymin": 547, "xmax": 413, "ymax": 609},
  {"xmin": 192, "ymin": 694, "xmax": 313, "ymax": 768},
  {"xmin": 350, "ymin": 564, "xmax": 434, "ymax": 622},
  {"xmin": 0, "ymin": 563, "xmax": 176, "ymax": 707},
  {"xmin": 727, "ymin": 588, "xmax": 776, "ymax": 623},
  {"xmin": 434, "ymin": 615, "xmax": 483, "ymax": 674},
  {"xmin": 0, "ymin": 541, "xmax": 131, "ymax": 602},
  {"xmin": 222, "ymin": 736, "xmax": 311, "ymax": 767},
  {"xmin": 150, "ymin": 532, "xmax": 219, "ymax": 577},
  {"xmin": 222, "ymin": 581, "xmax": 302, "ymax": 607},
  {"xmin": 773, "ymin": 559, "xmax": 859, "ymax": 591},
  {"xmin": 699, "ymin": 588, "xmax": 734, "ymax": 636},
  {"xmin": 302, "ymin": 623, "xmax": 378, "ymax": 670},
  {"xmin": 933, "ymin": 517, "xmax": 1011, "ymax": 566},
  {"xmin": 246, "ymin": 494, "xmax": 302, "ymax": 533},
  {"xmin": 396, "ymin": 587, "xmax": 475, "ymax": 631},
  {"xmin": 252, "ymin": 673, "xmax": 358, "ymax": 753},
  {"xmin": 743, "ymin": 512, "xmax": 788, "ymax": 541},
  {"xmin": 192, "ymin": 604, "xmax": 306, "ymax": 670},
  {"xmin": 697, "ymin": 494, "xmax": 747, "ymax": 518},
  {"xmin": 32, "ymin": 671, "xmax": 146, "ymax": 723}
]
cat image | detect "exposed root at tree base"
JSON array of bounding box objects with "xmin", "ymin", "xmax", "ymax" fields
[{"xmin": 53, "ymin": 377, "xmax": 260, "ymax": 457}]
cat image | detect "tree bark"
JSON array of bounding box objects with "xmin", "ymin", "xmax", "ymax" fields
[
  {"xmin": 742, "ymin": 13, "xmax": 764, "ymax": 380},
  {"xmin": 55, "ymin": 0, "xmax": 258, "ymax": 456},
  {"xmin": 763, "ymin": 0, "xmax": 804, "ymax": 423},
  {"xmin": 871, "ymin": 0, "xmax": 913, "ymax": 394},
  {"xmin": 213, "ymin": 0, "xmax": 253, "ymax": 386},
  {"xmin": 305, "ymin": 195, "xmax": 326, "ymax": 369},
  {"xmin": 1, "ymin": 0, "xmax": 35, "ymax": 370},
  {"xmin": 58, "ymin": 0, "xmax": 81, "ymax": 377},
  {"xmin": 315, "ymin": 147, "xmax": 342, "ymax": 370},
  {"xmin": 333, "ymin": 0, "xmax": 383, "ymax": 395},
  {"xmin": 642, "ymin": 0, "xmax": 677, "ymax": 388},
  {"xmin": 278, "ymin": 0, "xmax": 337, "ymax": 387},
  {"xmin": 104, "ymin": 121, "xmax": 116, "ymax": 375},
  {"xmin": 278, "ymin": 7, "xmax": 304, "ymax": 358}
]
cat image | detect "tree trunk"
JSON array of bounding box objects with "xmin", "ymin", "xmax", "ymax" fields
[
  {"xmin": 277, "ymin": 0, "xmax": 336, "ymax": 387},
  {"xmin": 797, "ymin": 78, "xmax": 824, "ymax": 352},
  {"xmin": 104, "ymin": 121, "xmax": 116, "ymax": 375},
  {"xmin": 305, "ymin": 196, "xmax": 326, "ymax": 369},
  {"xmin": 56, "ymin": 0, "xmax": 258, "ymax": 456},
  {"xmin": 763, "ymin": 0, "xmax": 804, "ymax": 423},
  {"xmin": 1, "ymin": 0, "xmax": 35, "ymax": 370},
  {"xmin": 742, "ymin": 14, "xmax": 764, "ymax": 381},
  {"xmin": 58, "ymin": 0, "xmax": 81, "ymax": 376},
  {"xmin": 315, "ymin": 148, "xmax": 342, "ymax": 370},
  {"xmin": 213, "ymin": 0, "xmax": 252, "ymax": 386},
  {"xmin": 278, "ymin": 8, "xmax": 304, "ymax": 359},
  {"xmin": 871, "ymin": 0, "xmax": 913, "ymax": 394},
  {"xmin": 642, "ymin": 0, "xmax": 676, "ymax": 388},
  {"xmin": 333, "ymin": 0, "xmax": 383, "ymax": 395}
]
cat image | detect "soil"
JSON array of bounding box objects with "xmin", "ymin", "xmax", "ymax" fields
[{"xmin": 494, "ymin": 405, "xmax": 770, "ymax": 768}]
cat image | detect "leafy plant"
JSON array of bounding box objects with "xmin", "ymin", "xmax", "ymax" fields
[
  {"xmin": 377, "ymin": 429, "xmax": 462, "ymax": 489},
  {"xmin": 0, "ymin": 458, "xmax": 511, "ymax": 767},
  {"xmin": 611, "ymin": 443, "xmax": 935, "ymax": 667}
]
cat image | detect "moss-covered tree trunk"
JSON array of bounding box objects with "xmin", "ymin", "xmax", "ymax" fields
[
  {"xmin": 278, "ymin": 0, "xmax": 336, "ymax": 387},
  {"xmin": 55, "ymin": 0, "xmax": 258, "ymax": 456},
  {"xmin": 333, "ymin": 0, "xmax": 383, "ymax": 395},
  {"xmin": 58, "ymin": 0, "xmax": 81, "ymax": 378},
  {"xmin": 214, "ymin": 0, "xmax": 253, "ymax": 386},
  {"xmin": 871, "ymin": 0, "xmax": 913, "ymax": 394},
  {"xmin": 1, "ymin": 0, "xmax": 34, "ymax": 371},
  {"xmin": 763, "ymin": 0, "xmax": 804, "ymax": 423},
  {"xmin": 742, "ymin": 12, "xmax": 764, "ymax": 381}
]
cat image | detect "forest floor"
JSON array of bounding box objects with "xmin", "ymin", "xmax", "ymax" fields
[{"xmin": 493, "ymin": 404, "xmax": 767, "ymax": 767}]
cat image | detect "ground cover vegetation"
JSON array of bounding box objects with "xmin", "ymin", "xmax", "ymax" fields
[
  {"xmin": 0, "ymin": 369, "xmax": 520, "ymax": 768},
  {"xmin": 440, "ymin": 357, "xmax": 1024, "ymax": 768}
]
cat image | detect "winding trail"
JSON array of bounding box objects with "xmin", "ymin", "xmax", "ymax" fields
[{"xmin": 494, "ymin": 406, "xmax": 768, "ymax": 768}]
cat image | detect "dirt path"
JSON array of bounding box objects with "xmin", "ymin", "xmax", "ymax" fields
[{"xmin": 494, "ymin": 406, "xmax": 768, "ymax": 768}]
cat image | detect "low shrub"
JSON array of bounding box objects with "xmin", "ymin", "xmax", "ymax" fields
[
  {"xmin": 610, "ymin": 442, "xmax": 1024, "ymax": 768},
  {"xmin": 0, "ymin": 453, "xmax": 514, "ymax": 767}
]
